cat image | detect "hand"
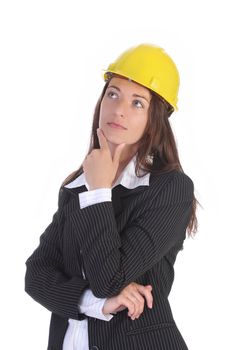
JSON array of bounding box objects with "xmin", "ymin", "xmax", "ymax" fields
[
  {"xmin": 102, "ymin": 282, "xmax": 153, "ymax": 320},
  {"xmin": 82, "ymin": 128, "xmax": 126, "ymax": 190}
]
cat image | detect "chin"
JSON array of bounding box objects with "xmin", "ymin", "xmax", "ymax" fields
[{"xmin": 107, "ymin": 135, "xmax": 125, "ymax": 145}]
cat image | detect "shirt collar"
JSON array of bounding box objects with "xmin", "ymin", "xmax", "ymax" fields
[{"xmin": 64, "ymin": 153, "xmax": 150, "ymax": 190}]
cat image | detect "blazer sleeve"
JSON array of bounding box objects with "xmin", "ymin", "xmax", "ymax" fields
[
  {"xmin": 24, "ymin": 189, "xmax": 89, "ymax": 320},
  {"xmin": 69, "ymin": 172, "xmax": 194, "ymax": 299}
]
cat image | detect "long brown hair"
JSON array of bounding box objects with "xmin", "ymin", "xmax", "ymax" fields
[{"xmin": 61, "ymin": 77, "xmax": 199, "ymax": 237}]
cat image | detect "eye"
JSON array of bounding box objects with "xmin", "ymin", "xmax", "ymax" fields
[
  {"xmin": 133, "ymin": 100, "xmax": 144, "ymax": 108},
  {"xmin": 107, "ymin": 91, "xmax": 118, "ymax": 99}
]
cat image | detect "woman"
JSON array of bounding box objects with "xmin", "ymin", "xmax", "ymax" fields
[{"xmin": 25, "ymin": 43, "xmax": 198, "ymax": 350}]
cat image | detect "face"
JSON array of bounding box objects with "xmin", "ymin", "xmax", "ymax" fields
[{"xmin": 99, "ymin": 76, "xmax": 151, "ymax": 152}]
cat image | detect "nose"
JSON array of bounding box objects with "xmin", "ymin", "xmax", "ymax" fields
[{"xmin": 114, "ymin": 98, "xmax": 127, "ymax": 118}]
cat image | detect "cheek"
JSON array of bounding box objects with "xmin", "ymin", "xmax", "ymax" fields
[
  {"xmin": 133, "ymin": 114, "xmax": 148, "ymax": 133},
  {"xmin": 99, "ymin": 101, "xmax": 109, "ymax": 120},
  {"xmin": 131, "ymin": 119, "xmax": 148, "ymax": 141}
]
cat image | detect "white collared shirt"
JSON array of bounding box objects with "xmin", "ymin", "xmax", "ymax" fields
[{"xmin": 62, "ymin": 154, "xmax": 150, "ymax": 350}]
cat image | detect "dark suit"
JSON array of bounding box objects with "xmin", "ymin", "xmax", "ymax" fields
[{"xmin": 25, "ymin": 169, "xmax": 194, "ymax": 350}]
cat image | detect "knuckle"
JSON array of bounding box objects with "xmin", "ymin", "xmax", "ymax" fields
[
  {"xmin": 120, "ymin": 289, "xmax": 127, "ymax": 296},
  {"xmin": 138, "ymin": 296, "xmax": 143, "ymax": 304}
]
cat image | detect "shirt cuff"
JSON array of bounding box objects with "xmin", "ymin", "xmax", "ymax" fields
[
  {"xmin": 78, "ymin": 288, "xmax": 114, "ymax": 321},
  {"xmin": 79, "ymin": 188, "xmax": 112, "ymax": 209}
]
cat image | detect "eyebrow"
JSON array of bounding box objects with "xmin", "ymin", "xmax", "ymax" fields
[{"xmin": 107, "ymin": 85, "xmax": 150, "ymax": 103}]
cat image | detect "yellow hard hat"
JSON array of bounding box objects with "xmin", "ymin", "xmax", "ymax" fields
[{"xmin": 103, "ymin": 43, "xmax": 180, "ymax": 111}]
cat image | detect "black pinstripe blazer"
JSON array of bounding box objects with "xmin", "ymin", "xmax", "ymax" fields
[{"xmin": 25, "ymin": 169, "xmax": 194, "ymax": 350}]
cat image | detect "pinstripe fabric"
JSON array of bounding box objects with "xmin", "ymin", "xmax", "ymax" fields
[
  {"xmin": 25, "ymin": 163, "xmax": 194, "ymax": 350},
  {"xmin": 62, "ymin": 155, "xmax": 150, "ymax": 349}
]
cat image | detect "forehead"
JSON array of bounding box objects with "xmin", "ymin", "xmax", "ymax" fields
[{"xmin": 109, "ymin": 76, "xmax": 151, "ymax": 99}]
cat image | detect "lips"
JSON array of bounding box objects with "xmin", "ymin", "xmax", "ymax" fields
[{"xmin": 107, "ymin": 122, "xmax": 127, "ymax": 130}]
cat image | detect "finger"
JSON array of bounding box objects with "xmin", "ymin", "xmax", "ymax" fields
[
  {"xmin": 126, "ymin": 298, "xmax": 136, "ymax": 318},
  {"xmin": 131, "ymin": 291, "xmax": 144, "ymax": 305},
  {"xmin": 145, "ymin": 285, "xmax": 153, "ymax": 292},
  {"xmin": 127, "ymin": 294, "xmax": 141, "ymax": 319},
  {"xmin": 146, "ymin": 285, "xmax": 152, "ymax": 289},
  {"xmin": 137, "ymin": 285, "xmax": 153, "ymax": 309},
  {"xmin": 124, "ymin": 291, "xmax": 145, "ymax": 319},
  {"xmin": 145, "ymin": 289, "xmax": 153, "ymax": 309},
  {"xmin": 113, "ymin": 142, "xmax": 126, "ymax": 166},
  {"xmin": 117, "ymin": 295, "xmax": 135, "ymax": 318},
  {"xmin": 120, "ymin": 283, "xmax": 145, "ymax": 319},
  {"xmin": 97, "ymin": 128, "xmax": 109, "ymax": 151},
  {"xmin": 130, "ymin": 291, "xmax": 145, "ymax": 318}
]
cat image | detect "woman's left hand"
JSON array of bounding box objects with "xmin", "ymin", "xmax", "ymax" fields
[{"xmin": 82, "ymin": 128, "xmax": 126, "ymax": 190}]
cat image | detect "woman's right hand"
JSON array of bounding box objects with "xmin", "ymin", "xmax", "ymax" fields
[{"xmin": 102, "ymin": 282, "xmax": 153, "ymax": 320}]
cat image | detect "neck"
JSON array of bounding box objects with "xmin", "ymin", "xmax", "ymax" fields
[{"xmin": 108, "ymin": 142, "xmax": 138, "ymax": 186}]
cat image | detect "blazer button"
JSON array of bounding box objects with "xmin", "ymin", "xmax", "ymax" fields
[{"xmin": 90, "ymin": 346, "xmax": 99, "ymax": 350}]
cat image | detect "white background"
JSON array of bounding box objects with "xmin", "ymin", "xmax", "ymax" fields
[{"xmin": 1, "ymin": 1, "xmax": 232, "ymax": 349}]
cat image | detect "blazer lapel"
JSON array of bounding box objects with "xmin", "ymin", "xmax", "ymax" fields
[{"xmin": 111, "ymin": 184, "xmax": 150, "ymax": 217}]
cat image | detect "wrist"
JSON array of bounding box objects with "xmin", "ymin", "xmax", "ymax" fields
[{"xmin": 102, "ymin": 305, "xmax": 107, "ymax": 316}]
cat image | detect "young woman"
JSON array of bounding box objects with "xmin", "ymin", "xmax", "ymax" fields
[{"xmin": 25, "ymin": 43, "xmax": 198, "ymax": 350}]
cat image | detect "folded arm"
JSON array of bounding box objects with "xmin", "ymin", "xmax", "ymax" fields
[
  {"xmin": 70, "ymin": 172, "xmax": 194, "ymax": 299},
  {"xmin": 25, "ymin": 189, "xmax": 115, "ymax": 321}
]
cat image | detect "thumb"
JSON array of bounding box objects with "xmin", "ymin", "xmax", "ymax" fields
[{"xmin": 113, "ymin": 143, "xmax": 126, "ymax": 165}]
